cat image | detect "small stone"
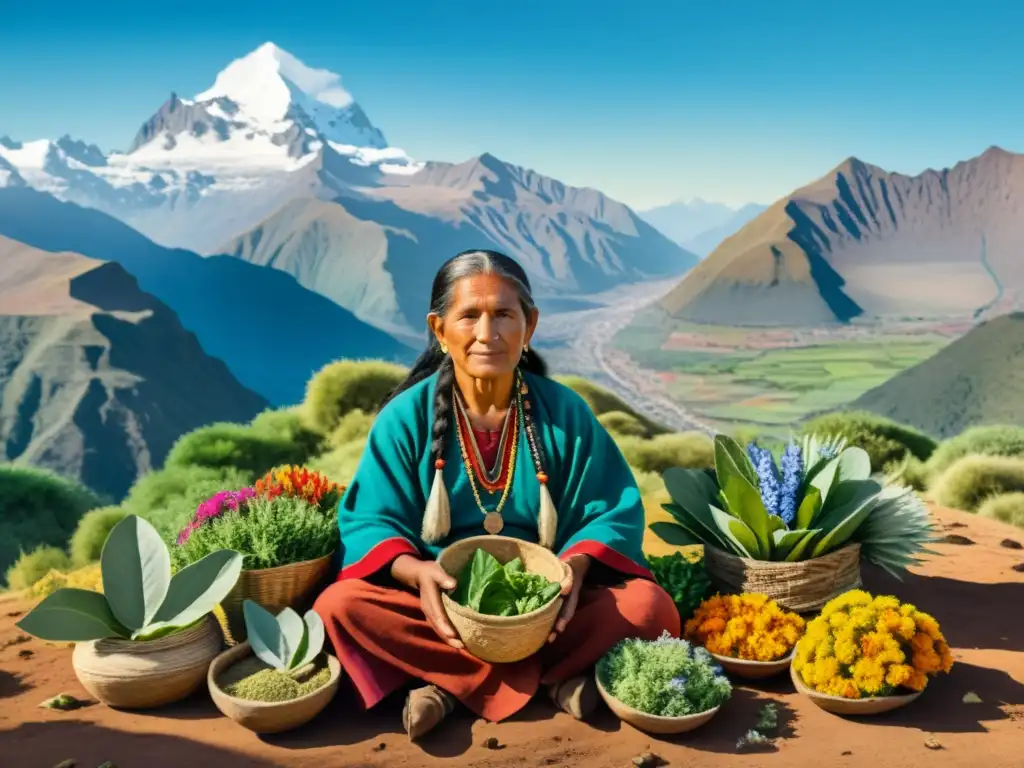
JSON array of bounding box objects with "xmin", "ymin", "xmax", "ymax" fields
[
  {"xmin": 18, "ymin": 648, "xmax": 33, "ymax": 659},
  {"xmin": 924, "ymin": 737, "xmax": 943, "ymax": 750},
  {"xmin": 841, "ymin": 751, "xmax": 853, "ymax": 756},
  {"xmin": 5, "ymin": 610, "xmax": 23, "ymax": 617},
  {"xmin": 52, "ymin": 761, "xmax": 76, "ymax": 768},
  {"xmin": 372, "ymin": 742, "xmax": 386, "ymax": 752},
  {"xmin": 963, "ymin": 692, "xmax": 982, "ymax": 703},
  {"xmin": 483, "ymin": 737, "xmax": 502, "ymax": 750},
  {"xmin": 941, "ymin": 534, "xmax": 974, "ymax": 545},
  {"xmin": 39, "ymin": 693, "xmax": 90, "ymax": 711},
  {"xmin": 632, "ymin": 754, "xmax": 660, "ymax": 768},
  {"xmin": 1013, "ymin": 563, "xmax": 1024, "ymax": 573},
  {"xmin": 1000, "ymin": 538, "xmax": 1023, "ymax": 550}
]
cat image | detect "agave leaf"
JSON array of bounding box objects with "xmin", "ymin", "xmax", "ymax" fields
[
  {"xmin": 101, "ymin": 515, "xmax": 171, "ymax": 632},
  {"xmin": 855, "ymin": 484, "xmax": 937, "ymax": 578},
  {"xmin": 278, "ymin": 607, "xmax": 307, "ymax": 669},
  {"xmin": 707, "ymin": 504, "xmax": 758, "ymax": 558},
  {"xmin": 809, "ymin": 480, "xmax": 882, "ymax": 558},
  {"xmin": 784, "ymin": 529, "xmax": 823, "ymax": 562},
  {"xmin": 713, "ymin": 438, "xmax": 770, "ymax": 555},
  {"xmin": 141, "ymin": 550, "xmax": 243, "ymax": 638},
  {"xmin": 649, "ymin": 521, "xmax": 705, "ymax": 548},
  {"xmin": 297, "ymin": 610, "xmax": 326, "ymax": 668},
  {"xmin": 662, "ymin": 468, "xmax": 734, "ymax": 550},
  {"xmin": 16, "ymin": 588, "xmax": 130, "ymax": 642},
  {"xmin": 243, "ymin": 599, "xmax": 288, "ymax": 669},
  {"xmin": 795, "ymin": 487, "xmax": 822, "ymax": 529}
]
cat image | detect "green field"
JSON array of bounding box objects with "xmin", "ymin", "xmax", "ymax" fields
[{"xmin": 614, "ymin": 309, "xmax": 953, "ymax": 435}]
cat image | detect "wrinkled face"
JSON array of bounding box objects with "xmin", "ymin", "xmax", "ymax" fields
[{"xmin": 429, "ymin": 273, "xmax": 538, "ymax": 380}]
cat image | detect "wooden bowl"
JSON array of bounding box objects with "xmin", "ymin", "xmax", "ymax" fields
[
  {"xmin": 711, "ymin": 650, "xmax": 794, "ymax": 680},
  {"xmin": 208, "ymin": 642, "xmax": 341, "ymax": 734},
  {"xmin": 596, "ymin": 674, "xmax": 721, "ymax": 735},
  {"xmin": 790, "ymin": 664, "xmax": 921, "ymax": 715},
  {"xmin": 438, "ymin": 535, "xmax": 569, "ymax": 664}
]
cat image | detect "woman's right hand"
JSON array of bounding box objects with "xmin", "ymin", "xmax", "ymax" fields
[{"xmin": 391, "ymin": 555, "xmax": 464, "ymax": 649}]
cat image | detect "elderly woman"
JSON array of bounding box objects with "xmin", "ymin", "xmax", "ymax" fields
[{"xmin": 314, "ymin": 249, "xmax": 679, "ymax": 740}]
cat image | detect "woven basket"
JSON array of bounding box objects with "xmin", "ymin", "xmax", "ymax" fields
[
  {"xmin": 208, "ymin": 641, "xmax": 341, "ymax": 734},
  {"xmin": 218, "ymin": 552, "xmax": 334, "ymax": 643},
  {"xmin": 703, "ymin": 542, "xmax": 862, "ymax": 614},
  {"xmin": 72, "ymin": 614, "xmax": 223, "ymax": 709},
  {"xmin": 791, "ymin": 663, "xmax": 921, "ymax": 715},
  {"xmin": 596, "ymin": 674, "xmax": 720, "ymax": 735},
  {"xmin": 438, "ymin": 536, "xmax": 568, "ymax": 664}
]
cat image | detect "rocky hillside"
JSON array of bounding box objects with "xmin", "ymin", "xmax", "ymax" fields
[
  {"xmin": 851, "ymin": 312, "xmax": 1024, "ymax": 438},
  {"xmin": 661, "ymin": 147, "xmax": 1024, "ymax": 325},
  {"xmin": 0, "ymin": 235, "xmax": 268, "ymax": 501}
]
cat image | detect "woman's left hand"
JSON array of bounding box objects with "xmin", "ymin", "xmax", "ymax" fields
[{"xmin": 548, "ymin": 554, "xmax": 590, "ymax": 643}]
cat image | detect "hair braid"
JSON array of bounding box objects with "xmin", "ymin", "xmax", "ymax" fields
[{"xmin": 431, "ymin": 356, "xmax": 456, "ymax": 464}]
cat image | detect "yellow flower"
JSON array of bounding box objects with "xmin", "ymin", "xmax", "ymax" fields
[{"xmin": 685, "ymin": 593, "xmax": 804, "ymax": 661}]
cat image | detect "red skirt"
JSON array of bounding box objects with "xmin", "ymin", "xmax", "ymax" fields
[{"xmin": 313, "ymin": 577, "xmax": 680, "ymax": 722}]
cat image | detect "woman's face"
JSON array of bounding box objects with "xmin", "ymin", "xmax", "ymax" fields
[{"xmin": 429, "ymin": 273, "xmax": 538, "ymax": 380}]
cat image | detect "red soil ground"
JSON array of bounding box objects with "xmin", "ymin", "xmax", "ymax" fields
[{"xmin": 2, "ymin": 506, "xmax": 1022, "ymax": 768}]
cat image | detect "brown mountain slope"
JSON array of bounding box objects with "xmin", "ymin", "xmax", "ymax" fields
[
  {"xmin": 662, "ymin": 147, "xmax": 1024, "ymax": 325},
  {"xmin": 0, "ymin": 235, "xmax": 268, "ymax": 500}
]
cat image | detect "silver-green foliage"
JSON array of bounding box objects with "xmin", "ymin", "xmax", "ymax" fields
[
  {"xmin": 243, "ymin": 600, "xmax": 325, "ymax": 671},
  {"xmin": 597, "ymin": 632, "xmax": 731, "ymax": 717},
  {"xmin": 655, "ymin": 433, "xmax": 936, "ymax": 576},
  {"xmin": 16, "ymin": 515, "xmax": 242, "ymax": 642}
]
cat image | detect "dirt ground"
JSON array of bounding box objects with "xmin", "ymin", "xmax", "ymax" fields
[{"xmin": 1, "ymin": 506, "xmax": 1022, "ymax": 768}]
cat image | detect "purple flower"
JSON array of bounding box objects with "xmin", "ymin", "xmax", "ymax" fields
[
  {"xmin": 747, "ymin": 443, "xmax": 781, "ymax": 518},
  {"xmin": 176, "ymin": 487, "xmax": 256, "ymax": 544},
  {"xmin": 779, "ymin": 441, "xmax": 804, "ymax": 527}
]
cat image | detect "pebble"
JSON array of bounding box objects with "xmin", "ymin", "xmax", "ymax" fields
[
  {"xmin": 372, "ymin": 742, "xmax": 386, "ymax": 752},
  {"xmin": 1013, "ymin": 563, "xmax": 1024, "ymax": 573},
  {"xmin": 841, "ymin": 751, "xmax": 853, "ymax": 756},
  {"xmin": 924, "ymin": 737, "xmax": 943, "ymax": 750},
  {"xmin": 940, "ymin": 534, "xmax": 974, "ymax": 545},
  {"xmin": 631, "ymin": 753, "xmax": 662, "ymax": 767},
  {"xmin": 1000, "ymin": 539, "xmax": 1023, "ymax": 550},
  {"xmin": 18, "ymin": 648, "xmax": 33, "ymax": 659},
  {"xmin": 52, "ymin": 761, "xmax": 75, "ymax": 768},
  {"xmin": 483, "ymin": 737, "xmax": 502, "ymax": 750}
]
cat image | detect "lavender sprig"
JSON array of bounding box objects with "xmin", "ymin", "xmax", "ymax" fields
[
  {"xmin": 779, "ymin": 441, "xmax": 804, "ymax": 527},
  {"xmin": 747, "ymin": 443, "xmax": 781, "ymax": 518}
]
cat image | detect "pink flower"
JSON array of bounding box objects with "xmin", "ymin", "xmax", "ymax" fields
[{"xmin": 176, "ymin": 487, "xmax": 256, "ymax": 544}]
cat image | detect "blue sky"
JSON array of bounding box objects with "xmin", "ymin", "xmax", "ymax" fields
[{"xmin": 1, "ymin": 0, "xmax": 1021, "ymax": 209}]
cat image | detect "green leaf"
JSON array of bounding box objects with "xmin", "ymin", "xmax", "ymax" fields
[
  {"xmin": 16, "ymin": 588, "xmax": 129, "ymax": 642},
  {"xmin": 663, "ymin": 469, "xmax": 734, "ymax": 550},
  {"xmin": 101, "ymin": 515, "xmax": 171, "ymax": 632},
  {"xmin": 297, "ymin": 610, "xmax": 325, "ymax": 667},
  {"xmin": 784, "ymin": 529, "xmax": 823, "ymax": 562},
  {"xmin": 795, "ymin": 487, "xmax": 822, "ymax": 529},
  {"xmin": 452, "ymin": 549, "xmax": 503, "ymax": 611},
  {"xmin": 809, "ymin": 456, "xmax": 841, "ymax": 507},
  {"xmin": 503, "ymin": 558, "xmax": 524, "ymax": 575},
  {"xmin": 837, "ymin": 447, "xmax": 872, "ymax": 482},
  {"xmin": 715, "ymin": 434, "xmax": 759, "ymax": 486},
  {"xmin": 707, "ymin": 505, "xmax": 757, "ymax": 558},
  {"xmin": 145, "ymin": 550, "xmax": 243, "ymax": 635},
  {"xmin": 810, "ymin": 480, "xmax": 882, "ymax": 558},
  {"xmin": 277, "ymin": 607, "xmax": 307, "ymax": 669},
  {"xmin": 712, "ymin": 440, "xmax": 769, "ymax": 556},
  {"xmin": 649, "ymin": 521, "xmax": 704, "ymax": 548},
  {"xmin": 243, "ymin": 600, "xmax": 288, "ymax": 669}
]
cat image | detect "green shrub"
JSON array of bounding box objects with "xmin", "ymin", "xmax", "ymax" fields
[
  {"xmin": 122, "ymin": 465, "xmax": 253, "ymax": 542},
  {"xmin": 882, "ymin": 455, "xmax": 930, "ymax": 492},
  {"xmin": 615, "ymin": 432, "xmax": 715, "ymax": 475},
  {"xmin": 172, "ymin": 494, "xmax": 338, "ymax": 571},
  {"xmin": 556, "ymin": 376, "xmax": 669, "ymax": 435},
  {"xmin": 801, "ymin": 410, "xmax": 937, "ymax": 471},
  {"xmin": 308, "ymin": 439, "xmax": 367, "ymax": 485},
  {"xmin": 977, "ymin": 492, "xmax": 1024, "ymax": 529},
  {"xmin": 5, "ymin": 545, "xmax": 71, "ymax": 591},
  {"xmin": 930, "ymin": 455, "xmax": 1024, "ymax": 512},
  {"xmin": 249, "ymin": 407, "xmax": 325, "ymax": 461},
  {"xmin": 925, "ymin": 425, "xmax": 1024, "ymax": 480},
  {"xmin": 164, "ymin": 422, "xmax": 307, "ymax": 477},
  {"xmin": 69, "ymin": 506, "xmax": 129, "ymax": 567},
  {"xmin": 599, "ymin": 411, "xmax": 649, "ymax": 438},
  {"xmin": 302, "ymin": 360, "xmax": 407, "ymax": 434},
  {"xmin": 0, "ymin": 465, "xmax": 102, "ymax": 584},
  {"xmin": 329, "ymin": 409, "xmax": 375, "ymax": 448},
  {"xmin": 631, "ymin": 466, "xmax": 668, "ymax": 503}
]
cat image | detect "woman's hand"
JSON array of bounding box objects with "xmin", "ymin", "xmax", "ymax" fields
[
  {"xmin": 391, "ymin": 554, "xmax": 464, "ymax": 650},
  {"xmin": 548, "ymin": 554, "xmax": 590, "ymax": 643}
]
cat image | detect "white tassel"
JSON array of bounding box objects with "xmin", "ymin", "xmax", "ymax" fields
[
  {"xmin": 422, "ymin": 465, "xmax": 451, "ymax": 544},
  {"xmin": 538, "ymin": 482, "xmax": 558, "ymax": 550}
]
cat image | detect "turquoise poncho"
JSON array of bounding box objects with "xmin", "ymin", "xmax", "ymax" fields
[{"xmin": 336, "ymin": 371, "xmax": 651, "ymax": 580}]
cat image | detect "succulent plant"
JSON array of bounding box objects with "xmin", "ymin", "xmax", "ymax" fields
[
  {"xmin": 17, "ymin": 515, "xmax": 242, "ymax": 642},
  {"xmin": 243, "ymin": 599, "xmax": 325, "ymax": 671}
]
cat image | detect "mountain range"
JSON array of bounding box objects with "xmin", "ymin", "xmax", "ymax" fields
[
  {"xmin": 0, "ymin": 235, "xmax": 268, "ymax": 501},
  {"xmin": 0, "ymin": 42, "xmax": 699, "ymax": 340},
  {"xmin": 639, "ymin": 199, "xmax": 767, "ymax": 256},
  {"xmin": 661, "ymin": 148, "xmax": 1024, "ymax": 325}
]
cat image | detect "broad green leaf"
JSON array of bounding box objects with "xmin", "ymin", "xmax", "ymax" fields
[
  {"xmin": 148, "ymin": 550, "xmax": 243, "ymax": 633},
  {"xmin": 809, "ymin": 456, "xmax": 841, "ymax": 507},
  {"xmin": 662, "ymin": 468, "xmax": 733, "ymax": 550},
  {"xmin": 715, "ymin": 434, "xmax": 760, "ymax": 486},
  {"xmin": 478, "ymin": 575, "xmax": 519, "ymax": 616},
  {"xmin": 795, "ymin": 487, "xmax": 822, "ymax": 529},
  {"xmin": 16, "ymin": 588, "xmax": 129, "ymax": 642},
  {"xmin": 784, "ymin": 529, "xmax": 823, "ymax": 562},
  {"xmin": 244, "ymin": 599, "xmax": 288, "ymax": 669},
  {"xmin": 772, "ymin": 529, "xmax": 815, "ymax": 561},
  {"xmin": 297, "ymin": 610, "xmax": 326, "ymax": 668},
  {"xmin": 707, "ymin": 505, "xmax": 757, "ymax": 558},
  {"xmin": 765, "ymin": 515, "xmax": 788, "ymax": 557},
  {"xmin": 503, "ymin": 558, "xmax": 524, "ymax": 575},
  {"xmin": 649, "ymin": 521, "xmax": 704, "ymax": 548},
  {"xmin": 837, "ymin": 447, "xmax": 872, "ymax": 482},
  {"xmin": 810, "ymin": 481, "xmax": 882, "ymax": 558},
  {"xmin": 713, "ymin": 439, "xmax": 770, "ymax": 555},
  {"xmin": 278, "ymin": 607, "xmax": 307, "ymax": 669},
  {"xmin": 101, "ymin": 515, "xmax": 170, "ymax": 632},
  {"xmin": 452, "ymin": 549, "xmax": 503, "ymax": 611}
]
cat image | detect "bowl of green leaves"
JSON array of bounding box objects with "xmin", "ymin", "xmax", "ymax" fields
[{"xmin": 438, "ymin": 536, "xmax": 569, "ymax": 663}]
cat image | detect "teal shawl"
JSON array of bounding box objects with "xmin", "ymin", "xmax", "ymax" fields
[{"xmin": 336, "ymin": 371, "xmax": 651, "ymax": 580}]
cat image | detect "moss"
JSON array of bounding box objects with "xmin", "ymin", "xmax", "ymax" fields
[{"xmin": 224, "ymin": 665, "xmax": 332, "ymax": 702}]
